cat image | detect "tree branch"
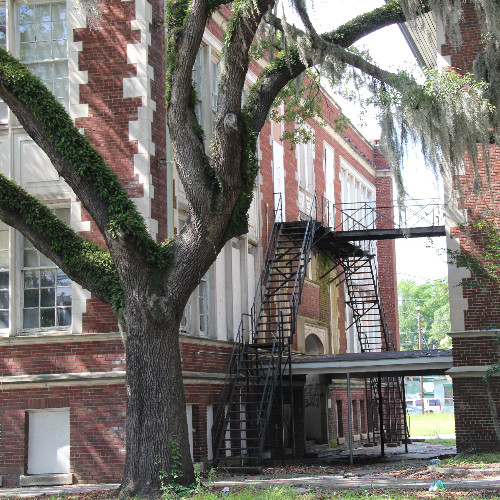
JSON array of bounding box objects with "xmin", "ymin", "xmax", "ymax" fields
[
  {"xmin": 0, "ymin": 174, "xmax": 122, "ymax": 307},
  {"xmin": 247, "ymin": 0, "xmax": 429, "ymax": 133},
  {"xmin": 0, "ymin": 50, "xmax": 166, "ymax": 272}
]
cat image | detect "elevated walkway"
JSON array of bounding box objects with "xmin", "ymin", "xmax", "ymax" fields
[{"xmin": 292, "ymin": 349, "xmax": 453, "ymax": 378}]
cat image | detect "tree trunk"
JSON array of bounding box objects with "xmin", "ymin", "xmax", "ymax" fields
[{"xmin": 119, "ymin": 296, "xmax": 194, "ymax": 498}]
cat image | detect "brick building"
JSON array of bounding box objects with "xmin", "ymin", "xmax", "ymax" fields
[
  {"xmin": 402, "ymin": 3, "xmax": 500, "ymax": 453},
  {"xmin": 0, "ymin": 1, "xmax": 398, "ymax": 488}
]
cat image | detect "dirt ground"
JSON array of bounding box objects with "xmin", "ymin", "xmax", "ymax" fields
[{"xmin": 2, "ymin": 443, "xmax": 499, "ymax": 499}]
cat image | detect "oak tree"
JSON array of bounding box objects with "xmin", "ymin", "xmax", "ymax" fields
[{"xmin": 0, "ymin": 0, "xmax": 499, "ymax": 497}]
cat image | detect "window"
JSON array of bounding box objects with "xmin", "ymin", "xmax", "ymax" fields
[
  {"xmin": 210, "ymin": 58, "xmax": 218, "ymax": 129},
  {"xmin": 0, "ymin": 221, "xmax": 9, "ymax": 329},
  {"xmin": 297, "ymin": 131, "xmax": 315, "ymax": 216},
  {"xmin": 192, "ymin": 46, "xmax": 207, "ymax": 126},
  {"xmin": 22, "ymin": 207, "xmax": 72, "ymax": 330},
  {"xmin": 340, "ymin": 161, "xmax": 374, "ymax": 231},
  {"xmin": 18, "ymin": 1, "xmax": 68, "ymax": 110},
  {"xmin": 179, "ymin": 218, "xmax": 210, "ymax": 337},
  {"xmin": 0, "ymin": 5, "xmax": 7, "ymax": 123},
  {"xmin": 297, "ymin": 136, "xmax": 314, "ymax": 193},
  {"xmin": 198, "ymin": 271, "xmax": 209, "ymax": 336}
]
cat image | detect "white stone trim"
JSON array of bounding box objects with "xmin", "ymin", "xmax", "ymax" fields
[
  {"xmin": 0, "ymin": 369, "xmax": 227, "ymax": 389},
  {"xmin": 0, "ymin": 371, "xmax": 126, "ymax": 389},
  {"xmin": 446, "ymin": 365, "xmax": 499, "ymax": 378},
  {"xmin": 448, "ymin": 330, "xmax": 500, "ymax": 338},
  {"xmin": 446, "ymin": 230, "xmax": 470, "ymax": 331},
  {"xmin": 0, "ymin": 331, "xmax": 122, "ymax": 345},
  {"xmin": 124, "ymin": 0, "xmax": 158, "ymax": 239},
  {"xmin": 67, "ymin": 0, "xmax": 89, "ymax": 121}
]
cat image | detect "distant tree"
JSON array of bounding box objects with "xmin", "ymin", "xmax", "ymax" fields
[{"xmin": 398, "ymin": 278, "xmax": 451, "ymax": 350}]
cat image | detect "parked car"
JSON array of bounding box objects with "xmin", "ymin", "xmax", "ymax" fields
[{"xmin": 406, "ymin": 398, "xmax": 443, "ymax": 413}]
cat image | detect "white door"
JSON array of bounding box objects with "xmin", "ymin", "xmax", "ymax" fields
[
  {"xmin": 28, "ymin": 409, "xmax": 70, "ymax": 474},
  {"xmin": 272, "ymin": 140, "xmax": 285, "ymax": 221}
]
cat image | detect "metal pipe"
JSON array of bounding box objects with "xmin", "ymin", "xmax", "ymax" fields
[
  {"xmin": 347, "ymin": 373, "xmax": 353, "ymax": 465},
  {"xmin": 416, "ymin": 306, "xmax": 424, "ymax": 414},
  {"xmin": 378, "ymin": 374, "xmax": 385, "ymax": 457}
]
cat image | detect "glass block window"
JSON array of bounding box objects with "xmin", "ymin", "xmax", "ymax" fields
[
  {"xmin": 0, "ymin": 220, "xmax": 9, "ymax": 329},
  {"xmin": 18, "ymin": 2, "xmax": 68, "ymax": 110},
  {"xmin": 22, "ymin": 208, "xmax": 71, "ymax": 329}
]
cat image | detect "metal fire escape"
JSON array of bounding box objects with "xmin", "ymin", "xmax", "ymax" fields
[
  {"xmin": 213, "ymin": 196, "xmax": 445, "ymax": 464},
  {"xmin": 329, "ymin": 199, "xmax": 445, "ymax": 447},
  {"xmin": 212, "ymin": 195, "xmax": 317, "ymax": 465}
]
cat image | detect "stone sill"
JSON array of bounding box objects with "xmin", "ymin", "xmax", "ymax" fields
[
  {"xmin": 19, "ymin": 473, "xmax": 73, "ymax": 486},
  {"xmin": 448, "ymin": 330, "xmax": 500, "ymax": 338}
]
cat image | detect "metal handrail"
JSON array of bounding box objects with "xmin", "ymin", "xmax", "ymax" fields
[
  {"xmin": 212, "ymin": 314, "xmax": 248, "ymax": 463},
  {"xmin": 329, "ymin": 199, "xmax": 444, "ymax": 233},
  {"xmin": 250, "ymin": 193, "xmax": 283, "ymax": 344},
  {"xmin": 256, "ymin": 312, "xmax": 284, "ymax": 462},
  {"xmin": 287, "ymin": 192, "xmax": 317, "ymax": 345}
]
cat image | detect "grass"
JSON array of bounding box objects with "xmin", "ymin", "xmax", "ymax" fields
[
  {"xmin": 406, "ymin": 412, "xmax": 455, "ymax": 437},
  {"xmin": 440, "ymin": 452, "xmax": 500, "ymax": 467},
  {"xmin": 172, "ymin": 487, "xmax": 500, "ymax": 499},
  {"xmin": 423, "ymin": 438, "xmax": 456, "ymax": 446}
]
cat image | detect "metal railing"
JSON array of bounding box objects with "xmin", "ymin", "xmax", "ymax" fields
[{"xmin": 318, "ymin": 197, "xmax": 444, "ymax": 233}]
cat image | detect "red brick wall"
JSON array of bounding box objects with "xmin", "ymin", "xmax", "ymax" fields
[
  {"xmin": 0, "ymin": 337, "xmax": 232, "ymax": 377},
  {"xmin": 0, "ymin": 335, "xmax": 233, "ymax": 485},
  {"xmin": 374, "ymin": 154, "xmax": 399, "ymax": 350},
  {"xmin": 440, "ymin": 3, "xmax": 500, "ymax": 329},
  {"xmin": 436, "ymin": 0, "xmax": 500, "ymax": 455},
  {"xmin": 0, "ymin": 385, "xmax": 126, "ymax": 486},
  {"xmin": 327, "ymin": 383, "xmax": 372, "ymax": 445},
  {"xmin": 453, "ymin": 377, "xmax": 500, "ymax": 453}
]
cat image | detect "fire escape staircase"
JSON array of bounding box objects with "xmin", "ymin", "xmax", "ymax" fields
[
  {"xmin": 341, "ymin": 241, "xmax": 407, "ymax": 446},
  {"xmin": 212, "ymin": 197, "xmax": 317, "ymax": 466},
  {"xmin": 213, "ymin": 197, "xmax": 441, "ymax": 463}
]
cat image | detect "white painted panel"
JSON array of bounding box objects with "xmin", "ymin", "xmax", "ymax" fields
[
  {"xmin": 0, "ymin": 135, "xmax": 9, "ymax": 176},
  {"xmin": 272, "ymin": 141, "xmax": 285, "ymax": 221},
  {"xmin": 247, "ymin": 187, "xmax": 259, "ymax": 240},
  {"xmin": 215, "ymin": 250, "xmax": 227, "ymax": 341},
  {"xmin": 206, "ymin": 404, "xmax": 213, "ymax": 461},
  {"xmin": 247, "ymin": 248, "xmax": 255, "ymax": 313},
  {"xmin": 28, "ymin": 409, "xmax": 70, "ymax": 474},
  {"xmin": 186, "ymin": 405, "xmax": 193, "ymax": 460},
  {"xmin": 19, "ymin": 138, "xmax": 59, "ymax": 185},
  {"xmin": 232, "ymin": 244, "xmax": 241, "ymax": 334}
]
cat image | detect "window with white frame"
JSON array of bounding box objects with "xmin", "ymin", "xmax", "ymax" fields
[
  {"xmin": 0, "ymin": 5, "xmax": 7, "ymax": 123},
  {"xmin": 18, "ymin": 1, "xmax": 68, "ymax": 110},
  {"xmin": 340, "ymin": 161, "xmax": 374, "ymax": 231},
  {"xmin": 192, "ymin": 47, "xmax": 205, "ymax": 125},
  {"xmin": 180, "ymin": 271, "xmax": 210, "ymax": 337},
  {"xmin": 210, "ymin": 58, "xmax": 219, "ymax": 130},
  {"xmin": 178, "ymin": 216, "xmax": 210, "ymax": 337},
  {"xmin": 22, "ymin": 207, "xmax": 72, "ymax": 330},
  {"xmin": 198, "ymin": 271, "xmax": 209, "ymax": 336},
  {"xmin": 0, "ymin": 221, "xmax": 9, "ymax": 330},
  {"xmin": 297, "ymin": 136, "xmax": 315, "ymax": 193},
  {"xmin": 297, "ymin": 130, "xmax": 315, "ymax": 215}
]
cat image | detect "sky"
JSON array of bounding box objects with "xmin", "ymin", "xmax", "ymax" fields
[{"xmin": 293, "ymin": 0, "xmax": 449, "ymax": 283}]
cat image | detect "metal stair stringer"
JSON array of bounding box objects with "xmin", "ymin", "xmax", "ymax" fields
[
  {"xmin": 341, "ymin": 240, "xmax": 407, "ymax": 446},
  {"xmin": 213, "ymin": 195, "xmax": 317, "ymax": 466}
]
